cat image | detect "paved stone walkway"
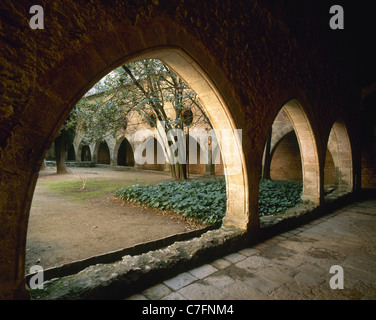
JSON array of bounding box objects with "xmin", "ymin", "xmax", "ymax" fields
[{"xmin": 126, "ymin": 199, "xmax": 376, "ymax": 300}]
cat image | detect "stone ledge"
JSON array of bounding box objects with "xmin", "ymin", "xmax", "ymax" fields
[
  {"xmin": 30, "ymin": 226, "xmax": 246, "ymax": 300},
  {"xmin": 259, "ymin": 203, "xmax": 318, "ymax": 229},
  {"xmin": 259, "ymin": 190, "xmax": 358, "ymax": 239},
  {"xmin": 45, "ymin": 161, "xmax": 96, "ymax": 167}
]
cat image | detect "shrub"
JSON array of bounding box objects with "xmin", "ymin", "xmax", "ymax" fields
[
  {"xmin": 114, "ymin": 177, "xmax": 226, "ymax": 224},
  {"xmin": 258, "ymin": 179, "xmax": 303, "ymax": 216},
  {"xmin": 114, "ymin": 178, "xmax": 303, "ymax": 224}
]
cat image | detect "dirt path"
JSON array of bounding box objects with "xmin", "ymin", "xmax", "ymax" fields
[{"xmin": 26, "ymin": 167, "xmax": 203, "ymax": 272}]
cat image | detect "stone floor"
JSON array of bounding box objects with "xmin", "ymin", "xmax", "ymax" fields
[{"xmin": 126, "ymin": 199, "xmax": 376, "ymax": 300}]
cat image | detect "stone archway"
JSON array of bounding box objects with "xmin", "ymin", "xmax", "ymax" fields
[
  {"xmin": 95, "ymin": 141, "xmax": 111, "ymax": 165},
  {"xmin": 262, "ymin": 101, "xmax": 320, "ymax": 203},
  {"xmin": 278, "ymin": 100, "xmax": 320, "ymax": 204},
  {"xmin": 115, "ymin": 137, "xmax": 135, "ymax": 167},
  {"xmin": 79, "ymin": 144, "xmax": 92, "ymax": 162},
  {"xmin": 326, "ymin": 120, "xmax": 353, "ymax": 191},
  {"xmin": 0, "ymin": 0, "xmax": 363, "ymax": 300},
  {"xmin": 0, "ymin": 24, "xmax": 248, "ymax": 299}
]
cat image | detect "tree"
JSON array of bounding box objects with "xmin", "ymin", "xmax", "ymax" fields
[
  {"xmin": 54, "ymin": 116, "xmax": 75, "ymax": 174},
  {"xmin": 71, "ymin": 59, "xmax": 212, "ymax": 180}
]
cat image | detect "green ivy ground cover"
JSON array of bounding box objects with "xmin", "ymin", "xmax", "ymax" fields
[
  {"xmin": 258, "ymin": 179, "xmax": 303, "ymax": 217},
  {"xmin": 114, "ymin": 178, "xmax": 226, "ymax": 224},
  {"xmin": 114, "ymin": 178, "xmax": 303, "ymax": 224}
]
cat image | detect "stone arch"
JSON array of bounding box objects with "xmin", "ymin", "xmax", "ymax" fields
[
  {"xmin": 262, "ymin": 107, "xmax": 295, "ymax": 180},
  {"xmin": 270, "ymin": 130, "xmax": 302, "ymax": 181},
  {"xmin": 115, "ymin": 137, "xmax": 135, "ymax": 167},
  {"xmin": 277, "ymin": 100, "xmax": 320, "ymax": 204},
  {"xmin": 78, "ymin": 142, "xmax": 92, "ymax": 162},
  {"xmin": 95, "ymin": 140, "xmax": 111, "ymax": 165},
  {"xmin": 0, "ymin": 26, "xmax": 249, "ymax": 298},
  {"xmin": 325, "ymin": 120, "xmax": 353, "ymax": 190},
  {"xmin": 270, "ymin": 108, "xmax": 294, "ymax": 153}
]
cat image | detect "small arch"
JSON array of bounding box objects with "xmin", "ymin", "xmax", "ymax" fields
[
  {"xmin": 264, "ymin": 100, "xmax": 320, "ymax": 204},
  {"xmin": 96, "ymin": 140, "xmax": 111, "ymax": 165},
  {"xmin": 117, "ymin": 137, "xmax": 135, "ymax": 167},
  {"xmin": 325, "ymin": 120, "xmax": 353, "ymax": 191},
  {"xmin": 80, "ymin": 144, "xmax": 92, "ymax": 162}
]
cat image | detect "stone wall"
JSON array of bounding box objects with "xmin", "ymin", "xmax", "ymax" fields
[{"xmin": 0, "ymin": 0, "xmax": 373, "ymax": 298}]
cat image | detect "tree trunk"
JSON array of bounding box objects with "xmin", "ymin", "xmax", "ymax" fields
[
  {"xmin": 169, "ymin": 163, "xmax": 187, "ymax": 181},
  {"xmin": 54, "ymin": 135, "xmax": 70, "ymax": 175},
  {"xmin": 156, "ymin": 122, "xmax": 188, "ymax": 181}
]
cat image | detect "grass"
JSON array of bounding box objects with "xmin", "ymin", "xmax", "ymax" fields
[{"xmin": 39, "ymin": 178, "xmax": 152, "ymax": 204}]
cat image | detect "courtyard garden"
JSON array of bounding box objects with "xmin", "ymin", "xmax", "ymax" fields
[{"xmin": 27, "ymin": 166, "xmax": 303, "ymax": 273}]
